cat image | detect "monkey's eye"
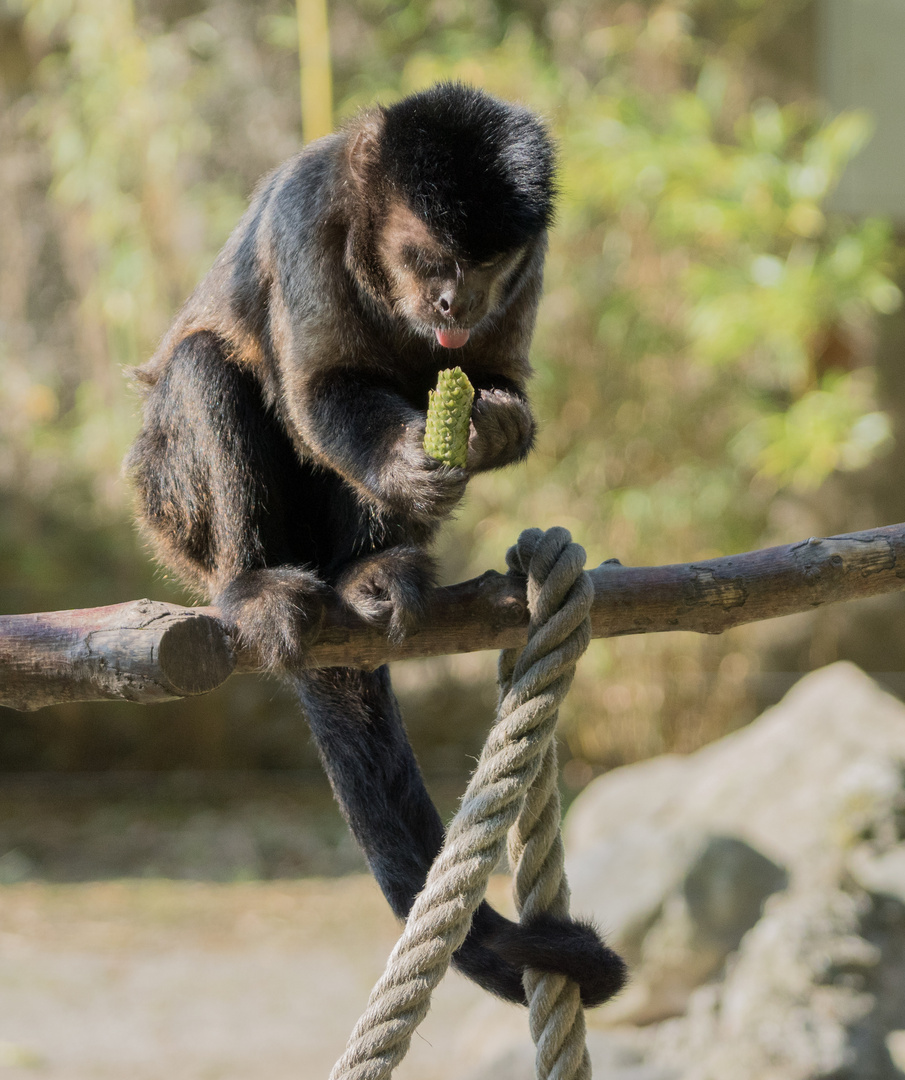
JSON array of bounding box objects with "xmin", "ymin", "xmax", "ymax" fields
[
  {"xmin": 401, "ymin": 246, "xmax": 455, "ymax": 280},
  {"xmin": 479, "ymin": 248, "xmax": 524, "ymax": 279}
]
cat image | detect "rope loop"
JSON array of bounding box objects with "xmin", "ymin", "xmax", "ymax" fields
[{"xmin": 329, "ymin": 527, "xmax": 594, "ymax": 1080}]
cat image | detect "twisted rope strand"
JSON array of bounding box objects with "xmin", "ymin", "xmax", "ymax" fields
[
  {"xmin": 504, "ymin": 529, "xmax": 593, "ymax": 1080},
  {"xmin": 329, "ymin": 527, "xmax": 594, "ymax": 1080}
]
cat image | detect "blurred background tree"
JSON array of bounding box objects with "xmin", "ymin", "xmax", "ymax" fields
[{"xmin": 2, "ymin": 0, "xmax": 904, "ymax": 828}]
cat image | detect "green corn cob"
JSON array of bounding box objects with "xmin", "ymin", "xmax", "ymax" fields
[{"xmin": 423, "ymin": 367, "xmax": 475, "ymax": 468}]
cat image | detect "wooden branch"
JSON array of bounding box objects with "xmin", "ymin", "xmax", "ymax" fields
[
  {"xmin": 3, "ymin": 523, "xmax": 905, "ymax": 711},
  {"xmin": 0, "ymin": 601, "xmax": 236, "ymax": 711}
]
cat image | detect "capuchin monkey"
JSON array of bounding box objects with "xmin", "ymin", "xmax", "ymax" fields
[{"xmin": 127, "ymin": 82, "xmax": 626, "ymax": 1007}]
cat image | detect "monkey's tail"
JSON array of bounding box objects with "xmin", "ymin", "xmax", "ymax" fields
[{"xmin": 293, "ymin": 665, "xmax": 626, "ymax": 1008}]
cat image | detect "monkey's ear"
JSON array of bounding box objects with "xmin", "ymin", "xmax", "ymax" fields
[{"xmin": 347, "ymin": 109, "xmax": 386, "ymax": 191}]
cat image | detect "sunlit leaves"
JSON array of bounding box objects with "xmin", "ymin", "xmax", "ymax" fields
[
  {"xmin": 551, "ymin": 70, "xmax": 897, "ymax": 505},
  {"xmin": 3, "ymin": 0, "xmax": 253, "ymax": 515},
  {"xmin": 733, "ymin": 372, "xmax": 893, "ymax": 491}
]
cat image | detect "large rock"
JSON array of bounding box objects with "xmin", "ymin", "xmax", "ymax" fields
[
  {"xmin": 567, "ymin": 826, "xmax": 787, "ymax": 1023},
  {"xmin": 649, "ymin": 884, "xmax": 905, "ymax": 1080},
  {"xmin": 558, "ymin": 662, "xmax": 905, "ymax": 1076},
  {"xmin": 566, "ymin": 661, "xmax": 905, "ymax": 882}
]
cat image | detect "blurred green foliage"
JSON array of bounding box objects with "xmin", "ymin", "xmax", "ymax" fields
[{"xmin": 0, "ymin": 0, "xmax": 901, "ymax": 773}]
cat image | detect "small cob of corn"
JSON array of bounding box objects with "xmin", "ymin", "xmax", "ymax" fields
[{"xmin": 423, "ymin": 367, "xmax": 475, "ymax": 468}]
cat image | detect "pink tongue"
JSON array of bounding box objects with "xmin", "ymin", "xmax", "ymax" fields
[{"xmin": 436, "ymin": 328, "xmax": 470, "ymax": 349}]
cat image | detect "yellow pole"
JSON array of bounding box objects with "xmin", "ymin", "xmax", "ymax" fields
[{"xmin": 297, "ymin": 0, "xmax": 334, "ymax": 142}]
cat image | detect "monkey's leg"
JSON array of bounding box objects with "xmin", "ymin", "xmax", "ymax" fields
[
  {"xmin": 295, "ymin": 665, "xmax": 627, "ymax": 1008},
  {"xmin": 128, "ymin": 330, "xmax": 329, "ymax": 668}
]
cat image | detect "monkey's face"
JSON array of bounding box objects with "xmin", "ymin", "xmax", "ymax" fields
[{"xmin": 378, "ymin": 202, "xmax": 525, "ymax": 350}]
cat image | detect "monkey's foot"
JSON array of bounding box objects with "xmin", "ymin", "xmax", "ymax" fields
[
  {"xmin": 216, "ymin": 566, "xmax": 328, "ymax": 669},
  {"xmin": 336, "ymin": 546, "xmax": 436, "ymax": 644}
]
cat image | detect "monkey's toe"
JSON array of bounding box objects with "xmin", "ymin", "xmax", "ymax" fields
[{"xmin": 339, "ymin": 583, "xmax": 421, "ymax": 644}]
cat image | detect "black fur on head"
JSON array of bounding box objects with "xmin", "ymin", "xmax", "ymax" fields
[{"xmin": 378, "ymin": 82, "xmax": 556, "ymax": 262}]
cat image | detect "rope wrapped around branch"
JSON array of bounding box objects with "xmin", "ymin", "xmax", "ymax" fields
[{"xmin": 329, "ymin": 527, "xmax": 595, "ymax": 1080}]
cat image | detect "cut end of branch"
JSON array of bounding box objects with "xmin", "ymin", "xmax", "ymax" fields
[{"xmin": 157, "ymin": 616, "xmax": 236, "ymax": 695}]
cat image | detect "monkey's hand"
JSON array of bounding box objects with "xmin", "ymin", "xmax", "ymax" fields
[
  {"xmin": 467, "ymin": 388, "xmax": 536, "ymax": 473},
  {"xmin": 382, "ymin": 422, "xmax": 469, "ymax": 525},
  {"xmin": 216, "ymin": 567, "xmax": 329, "ymax": 670},
  {"xmin": 302, "ymin": 373, "xmax": 467, "ymax": 525}
]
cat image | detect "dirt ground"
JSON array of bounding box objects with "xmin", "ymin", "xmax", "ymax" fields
[{"xmin": 0, "ymin": 876, "xmax": 541, "ymax": 1080}]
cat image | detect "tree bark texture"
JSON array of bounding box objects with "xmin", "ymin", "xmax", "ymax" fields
[{"xmin": 2, "ymin": 524, "xmax": 904, "ymax": 711}]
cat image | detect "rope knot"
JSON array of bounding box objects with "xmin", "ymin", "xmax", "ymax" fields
[{"xmin": 500, "ymin": 528, "xmax": 594, "ymax": 703}]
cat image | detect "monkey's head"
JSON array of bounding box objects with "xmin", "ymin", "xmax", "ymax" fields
[{"xmin": 344, "ymin": 83, "xmax": 556, "ymax": 349}]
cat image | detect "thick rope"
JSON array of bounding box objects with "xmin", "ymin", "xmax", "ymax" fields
[
  {"xmin": 502, "ymin": 529, "xmax": 593, "ymax": 1080},
  {"xmin": 329, "ymin": 527, "xmax": 593, "ymax": 1080}
]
